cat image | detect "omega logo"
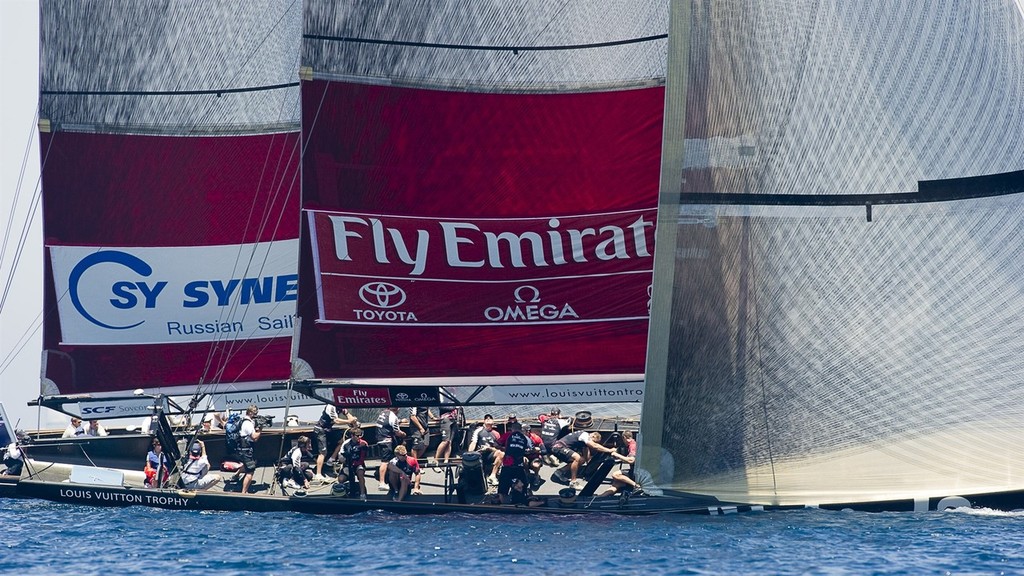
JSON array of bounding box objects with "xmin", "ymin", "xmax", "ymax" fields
[{"xmin": 513, "ymin": 285, "xmax": 541, "ymax": 304}]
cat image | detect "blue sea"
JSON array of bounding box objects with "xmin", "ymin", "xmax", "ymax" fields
[{"xmin": 2, "ymin": 497, "xmax": 1022, "ymax": 575}]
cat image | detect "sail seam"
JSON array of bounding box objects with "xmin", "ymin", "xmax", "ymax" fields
[
  {"xmin": 302, "ymin": 34, "xmax": 667, "ymax": 52},
  {"xmin": 678, "ymin": 183, "xmax": 1024, "ymax": 206},
  {"xmin": 40, "ymin": 82, "xmax": 300, "ymax": 97}
]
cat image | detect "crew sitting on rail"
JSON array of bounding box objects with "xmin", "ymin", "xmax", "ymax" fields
[
  {"xmin": 279, "ymin": 435, "xmax": 316, "ymax": 491},
  {"xmin": 468, "ymin": 414, "xmax": 503, "ymax": 487},
  {"xmin": 386, "ymin": 444, "xmax": 420, "ymax": 502},
  {"xmin": 144, "ymin": 438, "xmax": 170, "ymax": 488},
  {"xmin": 497, "ymin": 421, "xmax": 532, "ymax": 505},
  {"xmin": 180, "ymin": 440, "xmax": 222, "ymax": 491},
  {"xmin": 62, "ymin": 417, "xmax": 86, "ymax": 438},
  {"xmin": 336, "ymin": 426, "xmax": 369, "ymax": 500}
]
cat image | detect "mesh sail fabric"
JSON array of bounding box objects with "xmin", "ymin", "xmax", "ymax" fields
[
  {"xmin": 40, "ymin": 0, "xmax": 300, "ymax": 134},
  {"xmin": 657, "ymin": 191, "xmax": 1024, "ymax": 504},
  {"xmin": 304, "ymin": 0, "xmax": 666, "ymax": 91},
  {"xmin": 39, "ymin": 0, "xmax": 301, "ymax": 395},
  {"xmin": 642, "ymin": 0, "xmax": 1024, "ymax": 506},
  {"xmin": 296, "ymin": 0, "xmax": 666, "ymax": 381}
]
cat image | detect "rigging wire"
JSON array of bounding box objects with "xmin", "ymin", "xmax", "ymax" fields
[{"xmin": 0, "ymin": 110, "xmax": 42, "ymax": 315}]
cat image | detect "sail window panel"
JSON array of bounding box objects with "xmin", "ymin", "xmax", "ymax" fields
[
  {"xmin": 303, "ymin": 0, "xmax": 667, "ymax": 92},
  {"xmin": 40, "ymin": 0, "xmax": 301, "ymax": 134},
  {"xmin": 650, "ymin": 190, "xmax": 1024, "ymax": 505},
  {"xmin": 676, "ymin": 0, "xmax": 1024, "ymax": 197}
]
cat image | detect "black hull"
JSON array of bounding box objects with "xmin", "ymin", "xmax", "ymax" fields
[
  {"xmin": 771, "ymin": 489, "xmax": 1024, "ymax": 513},
  {"xmin": 15, "ymin": 478, "xmax": 1024, "ymax": 516},
  {"xmin": 0, "ymin": 475, "xmax": 19, "ymax": 499},
  {"xmin": 22, "ymin": 427, "xmax": 316, "ymax": 470},
  {"xmin": 15, "ymin": 479, "xmax": 740, "ymax": 516}
]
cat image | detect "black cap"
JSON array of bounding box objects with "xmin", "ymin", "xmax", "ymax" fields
[{"xmin": 189, "ymin": 443, "xmax": 202, "ymax": 456}]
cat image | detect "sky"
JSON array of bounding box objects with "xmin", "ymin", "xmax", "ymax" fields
[{"xmin": 0, "ymin": 0, "xmax": 48, "ymax": 429}]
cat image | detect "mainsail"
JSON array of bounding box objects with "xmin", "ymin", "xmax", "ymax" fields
[
  {"xmin": 295, "ymin": 1, "xmax": 666, "ymax": 393},
  {"xmin": 643, "ymin": 1, "xmax": 1024, "ymax": 506},
  {"xmin": 38, "ymin": 0, "xmax": 301, "ymax": 401}
]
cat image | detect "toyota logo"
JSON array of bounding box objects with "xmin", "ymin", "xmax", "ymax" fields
[{"xmin": 359, "ymin": 282, "xmax": 407, "ymax": 309}]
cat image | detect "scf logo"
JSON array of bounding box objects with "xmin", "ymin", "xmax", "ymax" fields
[{"xmin": 81, "ymin": 405, "xmax": 116, "ymax": 415}]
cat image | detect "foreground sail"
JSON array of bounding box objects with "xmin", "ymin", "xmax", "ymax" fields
[
  {"xmin": 296, "ymin": 0, "xmax": 666, "ymax": 391},
  {"xmin": 642, "ymin": 1, "xmax": 1024, "ymax": 509},
  {"xmin": 38, "ymin": 0, "xmax": 301, "ymax": 402}
]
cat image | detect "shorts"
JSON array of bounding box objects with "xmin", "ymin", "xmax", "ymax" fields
[
  {"xmin": 412, "ymin": 432, "xmax": 429, "ymax": 450},
  {"xmin": 498, "ymin": 466, "xmax": 528, "ymax": 496},
  {"xmin": 378, "ymin": 441, "xmax": 394, "ymax": 462},
  {"xmin": 313, "ymin": 426, "xmax": 329, "ymax": 455},
  {"xmin": 551, "ymin": 444, "xmax": 578, "ymax": 464},
  {"xmin": 439, "ymin": 417, "xmax": 456, "ymax": 441},
  {"xmin": 235, "ymin": 448, "xmax": 257, "ymax": 472},
  {"xmin": 338, "ymin": 462, "xmax": 365, "ymax": 478}
]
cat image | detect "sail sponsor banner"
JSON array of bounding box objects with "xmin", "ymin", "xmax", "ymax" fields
[
  {"xmin": 209, "ymin": 389, "xmax": 322, "ymax": 412},
  {"xmin": 49, "ymin": 241, "xmax": 299, "ymax": 345},
  {"xmin": 332, "ymin": 386, "xmax": 441, "ymax": 407},
  {"xmin": 73, "ymin": 397, "xmax": 166, "ymax": 419},
  {"xmin": 489, "ymin": 381, "xmax": 645, "ymax": 405},
  {"xmin": 307, "ymin": 209, "xmax": 655, "ymax": 326},
  {"xmin": 296, "ymin": 81, "xmax": 661, "ymax": 378}
]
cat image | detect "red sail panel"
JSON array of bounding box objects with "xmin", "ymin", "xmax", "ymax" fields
[
  {"xmin": 41, "ymin": 131, "xmax": 300, "ymax": 395},
  {"xmin": 297, "ymin": 82, "xmax": 663, "ymax": 379}
]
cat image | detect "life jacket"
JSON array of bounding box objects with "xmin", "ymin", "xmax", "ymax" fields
[
  {"xmin": 540, "ymin": 417, "xmax": 565, "ymax": 447},
  {"xmin": 391, "ymin": 455, "xmax": 415, "ymax": 476},
  {"xmin": 376, "ymin": 410, "xmax": 396, "ymax": 443},
  {"xmin": 316, "ymin": 407, "xmax": 334, "ymax": 430},
  {"xmin": 180, "ymin": 456, "xmax": 206, "ymax": 485},
  {"xmin": 502, "ymin": 431, "xmax": 530, "ymax": 467}
]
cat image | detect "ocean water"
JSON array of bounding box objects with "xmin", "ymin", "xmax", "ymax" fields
[{"xmin": 1, "ymin": 497, "xmax": 1022, "ymax": 575}]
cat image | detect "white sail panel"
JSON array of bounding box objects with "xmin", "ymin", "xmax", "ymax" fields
[
  {"xmin": 304, "ymin": 0, "xmax": 666, "ymax": 91},
  {"xmin": 40, "ymin": 0, "xmax": 300, "ymax": 134}
]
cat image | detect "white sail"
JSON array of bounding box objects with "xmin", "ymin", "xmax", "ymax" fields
[{"xmin": 643, "ymin": 0, "xmax": 1024, "ymax": 507}]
